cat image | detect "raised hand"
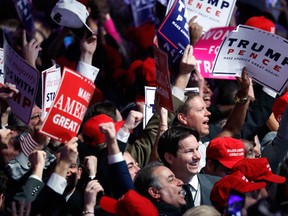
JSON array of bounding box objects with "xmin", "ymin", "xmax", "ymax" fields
[
  {"xmin": 21, "ymin": 30, "xmax": 42, "ymax": 69},
  {"xmin": 122, "ymin": 110, "xmax": 144, "ymax": 133},
  {"xmin": 189, "ymin": 16, "xmax": 203, "ymax": 46}
]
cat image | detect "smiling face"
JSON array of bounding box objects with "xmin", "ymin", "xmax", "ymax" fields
[
  {"xmin": 151, "ymin": 166, "xmax": 186, "ymax": 208},
  {"xmin": 167, "ymin": 135, "xmax": 201, "ymax": 182},
  {"xmin": 178, "ymin": 96, "xmax": 210, "ymax": 137}
]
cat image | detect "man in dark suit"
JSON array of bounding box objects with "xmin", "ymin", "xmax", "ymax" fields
[{"xmin": 157, "ymin": 126, "xmax": 221, "ymax": 213}]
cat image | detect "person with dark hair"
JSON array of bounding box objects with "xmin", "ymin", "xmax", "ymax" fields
[
  {"xmin": 157, "ymin": 126, "xmax": 220, "ymax": 212},
  {"xmin": 134, "ymin": 160, "xmax": 186, "ymax": 216}
]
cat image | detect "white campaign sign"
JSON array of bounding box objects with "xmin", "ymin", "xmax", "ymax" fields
[
  {"xmin": 184, "ymin": 0, "xmax": 237, "ymax": 33},
  {"xmin": 42, "ymin": 64, "xmax": 61, "ymax": 119},
  {"xmin": 212, "ymin": 25, "xmax": 288, "ymax": 94}
]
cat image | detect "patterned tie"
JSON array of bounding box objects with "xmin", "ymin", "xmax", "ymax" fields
[{"xmin": 182, "ymin": 184, "xmax": 194, "ymax": 210}]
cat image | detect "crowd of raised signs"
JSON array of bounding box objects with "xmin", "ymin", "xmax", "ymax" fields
[{"xmin": 1, "ymin": 0, "xmax": 288, "ymax": 215}]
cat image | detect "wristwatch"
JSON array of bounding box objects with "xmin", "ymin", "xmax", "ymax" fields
[{"xmin": 234, "ymin": 95, "xmax": 249, "ymax": 104}]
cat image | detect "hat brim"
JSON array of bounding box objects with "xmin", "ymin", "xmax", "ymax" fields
[
  {"xmin": 69, "ymin": 25, "xmax": 93, "ymax": 40},
  {"xmin": 219, "ymin": 159, "xmax": 241, "ymax": 169},
  {"xmin": 238, "ymin": 181, "xmax": 266, "ymax": 193},
  {"xmin": 100, "ymin": 196, "xmax": 117, "ymax": 214},
  {"xmin": 264, "ymin": 174, "xmax": 286, "ymax": 184}
]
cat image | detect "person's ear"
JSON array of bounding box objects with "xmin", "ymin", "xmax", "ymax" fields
[
  {"xmin": 148, "ymin": 187, "xmax": 161, "ymax": 199},
  {"xmin": 177, "ymin": 113, "xmax": 187, "ymax": 125},
  {"xmin": 164, "ymin": 152, "xmax": 174, "ymax": 165}
]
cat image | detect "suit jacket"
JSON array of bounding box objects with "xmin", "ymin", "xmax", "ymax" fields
[
  {"xmin": 198, "ymin": 173, "xmax": 221, "ymax": 206},
  {"xmin": 109, "ymin": 160, "xmax": 134, "ymax": 199},
  {"xmin": 14, "ymin": 177, "xmax": 45, "ymax": 202},
  {"xmin": 31, "ymin": 185, "xmax": 84, "ymax": 216},
  {"xmin": 181, "ymin": 174, "xmax": 221, "ymax": 213}
]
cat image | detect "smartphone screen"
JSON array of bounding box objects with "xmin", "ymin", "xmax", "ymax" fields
[{"xmin": 226, "ymin": 189, "xmax": 245, "ymax": 216}]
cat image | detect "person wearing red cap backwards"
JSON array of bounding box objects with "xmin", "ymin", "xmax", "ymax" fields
[
  {"xmin": 210, "ymin": 171, "xmax": 266, "ymax": 215},
  {"xmin": 201, "ymin": 137, "xmax": 245, "ymax": 177},
  {"xmin": 80, "ymin": 110, "xmax": 143, "ymax": 197}
]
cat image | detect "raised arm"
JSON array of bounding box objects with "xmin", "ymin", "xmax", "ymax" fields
[{"xmin": 217, "ymin": 67, "xmax": 251, "ymax": 137}]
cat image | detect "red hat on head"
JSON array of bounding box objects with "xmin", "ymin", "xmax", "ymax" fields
[
  {"xmin": 210, "ymin": 171, "xmax": 266, "ymax": 212},
  {"xmin": 232, "ymin": 158, "xmax": 286, "ymax": 184},
  {"xmin": 245, "ymin": 16, "xmax": 275, "ymax": 33},
  {"xmin": 272, "ymin": 91, "xmax": 288, "ymax": 122},
  {"xmin": 207, "ymin": 137, "xmax": 245, "ymax": 169},
  {"xmin": 100, "ymin": 190, "xmax": 158, "ymax": 216},
  {"xmin": 81, "ymin": 114, "xmax": 124, "ymax": 147},
  {"xmin": 142, "ymin": 57, "xmax": 156, "ymax": 87}
]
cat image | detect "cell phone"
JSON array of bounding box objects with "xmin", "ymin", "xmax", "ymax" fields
[{"xmin": 226, "ymin": 189, "xmax": 245, "ymax": 216}]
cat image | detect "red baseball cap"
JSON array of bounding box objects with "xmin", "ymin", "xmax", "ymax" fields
[
  {"xmin": 206, "ymin": 137, "xmax": 245, "ymax": 168},
  {"xmin": 232, "ymin": 158, "xmax": 286, "ymax": 184},
  {"xmin": 210, "ymin": 171, "xmax": 266, "ymax": 212},
  {"xmin": 100, "ymin": 190, "xmax": 158, "ymax": 216},
  {"xmin": 81, "ymin": 114, "xmax": 124, "ymax": 147},
  {"xmin": 272, "ymin": 91, "xmax": 288, "ymax": 122},
  {"xmin": 245, "ymin": 16, "xmax": 275, "ymax": 33}
]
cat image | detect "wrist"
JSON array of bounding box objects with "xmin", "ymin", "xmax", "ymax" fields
[
  {"xmin": 235, "ymin": 90, "xmax": 248, "ymax": 99},
  {"xmin": 79, "ymin": 53, "xmax": 93, "ymax": 64},
  {"xmin": 55, "ymin": 161, "xmax": 70, "ymax": 177}
]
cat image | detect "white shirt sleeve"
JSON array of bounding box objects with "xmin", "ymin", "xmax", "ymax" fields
[
  {"xmin": 47, "ymin": 173, "xmax": 67, "ymax": 195},
  {"xmin": 76, "ymin": 61, "xmax": 99, "ymax": 82},
  {"xmin": 108, "ymin": 152, "xmax": 124, "ymax": 164},
  {"xmin": 262, "ymin": 86, "xmax": 277, "ymax": 98},
  {"xmin": 116, "ymin": 128, "xmax": 130, "ymax": 143},
  {"xmin": 172, "ymin": 85, "xmax": 186, "ymax": 101}
]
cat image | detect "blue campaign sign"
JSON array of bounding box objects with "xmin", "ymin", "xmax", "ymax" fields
[
  {"xmin": 13, "ymin": 0, "xmax": 35, "ymax": 35},
  {"xmin": 157, "ymin": 0, "xmax": 190, "ymax": 70}
]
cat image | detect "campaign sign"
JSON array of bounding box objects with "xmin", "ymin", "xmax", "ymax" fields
[
  {"xmin": 154, "ymin": 46, "xmax": 174, "ymax": 112},
  {"xmin": 212, "ymin": 25, "xmax": 288, "ymax": 94},
  {"xmin": 157, "ymin": 0, "xmax": 190, "ymax": 69},
  {"xmin": 130, "ymin": 0, "xmax": 155, "ymax": 27},
  {"xmin": 3, "ymin": 32, "xmax": 39, "ymax": 124},
  {"xmin": 40, "ymin": 67, "xmax": 95, "ymax": 143},
  {"xmin": 12, "ymin": 0, "xmax": 35, "ymax": 35},
  {"xmin": 0, "ymin": 48, "xmax": 4, "ymax": 87},
  {"xmin": 42, "ymin": 64, "xmax": 61, "ymax": 118},
  {"xmin": 144, "ymin": 86, "xmax": 198, "ymax": 128},
  {"xmin": 193, "ymin": 26, "xmax": 235, "ymax": 79},
  {"xmin": 185, "ymin": 0, "xmax": 237, "ymax": 33}
]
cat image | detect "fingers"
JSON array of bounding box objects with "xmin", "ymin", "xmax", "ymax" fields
[
  {"xmin": 189, "ymin": 15, "xmax": 198, "ymax": 25},
  {"xmin": 22, "ymin": 30, "xmax": 27, "ymax": 47}
]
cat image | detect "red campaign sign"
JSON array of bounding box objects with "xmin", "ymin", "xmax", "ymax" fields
[
  {"xmin": 40, "ymin": 67, "xmax": 95, "ymax": 143},
  {"xmin": 154, "ymin": 46, "xmax": 174, "ymax": 112}
]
